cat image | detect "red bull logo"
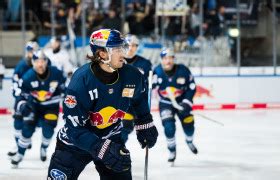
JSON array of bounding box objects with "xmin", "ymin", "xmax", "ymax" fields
[
  {"xmin": 195, "ymin": 85, "xmax": 213, "ymax": 98},
  {"xmin": 64, "ymin": 95, "xmax": 77, "ymax": 108},
  {"xmin": 89, "ymin": 106, "xmax": 127, "ymax": 129},
  {"xmin": 159, "ymin": 86, "xmax": 183, "ymax": 98},
  {"xmin": 31, "ymin": 90, "xmax": 52, "ymax": 102},
  {"xmin": 91, "ymin": 30, "xmax": 110, "ymax": 40}
]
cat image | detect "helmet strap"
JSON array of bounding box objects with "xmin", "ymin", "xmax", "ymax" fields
[{"xmin": 100, "ymin": 48, "xmax": 116, "ymax": 72}]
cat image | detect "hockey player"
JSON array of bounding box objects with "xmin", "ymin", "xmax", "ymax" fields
[
  {"xmin": 8, "ymin": 41, "xmax": 39, "ymax": 156},
  {"xmin": 47, "ymin": 29, "xmax": 158, "ymax": 180},
  {"xmin": 153, "ymin": 48, "xmax": 197, "ymax": 163},
  {"xmin": 11, "ymin": 50, "xmax": 66, "ymax": 167},
  {"xmin": 44, "ymin": 37, "xmax": 74, "ymax": 77},
  {"xmin": 121, "ymin": 34, "xmax": 152, "ymax": 143}
]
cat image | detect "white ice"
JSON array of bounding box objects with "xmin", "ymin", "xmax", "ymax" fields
[{"xmin": 1, "ymin": 110, "xmax": 280, "ymax": 180}]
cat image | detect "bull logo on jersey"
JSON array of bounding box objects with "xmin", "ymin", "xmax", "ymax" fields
[
  {"xmin": 31, "ymin": 90, "xmax": 52, "ymax": 101},
  {"xmin": 64, "ymin": 95, "xmax": 77, "ymax": 108},
  {"xmin": 159, "ymin": 86, "xmax": 183, "ymax": 99},
  {"xmin": 89, "ymin": 106, "xmax": 128, "ymax": 129}
]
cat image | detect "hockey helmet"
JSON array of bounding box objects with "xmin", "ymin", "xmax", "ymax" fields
[
  {"xmin": 125, "ymin": 34, "xmax": 139, "ymax": 45},
  {"xmin": 32, "ymin": 49, "xmax": 48, "ymax": 62},
  {"xmin": 26, "ymin": 41, "xmax": 39, "ymax": 52},
  {"xmin": 89, "ymin": 29, "xmax": 126, "ymax": 54},
  {"xmin": 160, "ymin": 48, "xmax": 175, "ymax": 58}
]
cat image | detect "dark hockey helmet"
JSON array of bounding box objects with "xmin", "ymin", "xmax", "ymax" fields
[
  {"xmin": 125, "ymin": 34, "xmax": 139, "ymax": 45},
  {"xmin": 25, "ymin": 41, "xmax": 39, "ymax": 52},
  {"xmin": 89, "ymin": 29, "xmax": 126, "ymax": 54},
  {"xmin": 32, "ymin": 49, "xmax": 48, "ymax": 62},
  {"xmin": 160, "ymin": 48, "xmax": 175, "ymax": 58}
]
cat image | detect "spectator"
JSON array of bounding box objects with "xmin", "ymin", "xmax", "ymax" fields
[
  {"xmin": 44, "ymin": 37, "xmax": 74, "ymax": 77},
  {"xmin": 42, "ymin": 0, "xmax": 67, "ymax": 35},
  {"xmin": 101, "ymin": 7, "xmax": 122, "ymax": 31}
]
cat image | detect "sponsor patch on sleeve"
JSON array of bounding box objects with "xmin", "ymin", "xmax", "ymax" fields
[{"xmin": 64, "ymin": 95, "xmax": 77, "ymax": 108}]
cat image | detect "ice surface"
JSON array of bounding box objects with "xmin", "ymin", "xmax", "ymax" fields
[{"xmin": 1, "ymin": 110, "xmax": 280, "ymax": 180}]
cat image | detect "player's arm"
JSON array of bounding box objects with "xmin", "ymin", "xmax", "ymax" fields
[
  {"xmin": 12, "ymin": 65, "xmax": 23, "ymax": 98},
  {"xmin": 180, "ymin": 67, "xmax": 196, "ymax": 109},
  {"xmin": 62, "ymin": 79, "xmax": 99, "ymax": 152},
  {"xmin": 15, "ymin": 76, "xmax": 33, "ymax": 116},
  {"xmin": 152, "ymin": 69, "xmax": 159, "ymax": 90},
  {"xmin": 131, "ymin": 74, "xmax": 158, "ymax": 149},
  {"xmin": 63, "ymin": 79, "xmax": 131, "ymax": 172}
]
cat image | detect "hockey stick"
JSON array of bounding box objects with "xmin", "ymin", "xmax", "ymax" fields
[
  {"xmin": 166, "ymin": 88, "xmax": 224, "ymax": 126},
  {"xmin": 191, "ymin": 112, "xmax": 224, "ymax": 126},
  {"xmin": 145, "ymin": 71, "xmax": 153, "ymax": 180}
]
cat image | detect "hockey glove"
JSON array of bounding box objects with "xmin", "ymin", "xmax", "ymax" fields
[
  {"xmin": 135, "ymin": 114, "xmax": 158, "ymax": 149},
  {"xmin": 19, "ymin": 102, "xmax": 33, "ymax": 117},
  {"xmin": 92, "ymin": 139, "xmax": 131, "ymax": 172},
  {"xmin": 178, "ymin": 100, "xmax": 193, "ymax": 113}
]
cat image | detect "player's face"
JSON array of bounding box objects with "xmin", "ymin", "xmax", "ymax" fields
[
  {"xmin": 26, "ymin": 51, "xmax": 33, "ymax": 59},
  {"xmin": 51, "ymin": 41, "xmax": 60, "ymax": 50},
  {"xmin": 126, "ymin": 44, "xmax": 138, "ymax": 58},
  {"xmin": 33, "ymin": 59, "xmax": 47, "ymax": 75},
  {"xmin": 161, "ymin": 56, "xmax": 175, "ymax": 71},
  {"xmin": 109, "ymin": 46, "xmax": 126, "ymax": 69}
]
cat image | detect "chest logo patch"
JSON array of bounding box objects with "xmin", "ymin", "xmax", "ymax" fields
[
  {"xmin": 89, "ymin": 106, "xmax": 126, "ymax": 129},
  {"xmin": 31, "ymin": 90, "xmax": 52, "ymax": 101},
  {"xmin": 122, "ymin": 88, "xmax": 135, "ymax": 98},
  {"xmin": 176, "ymin": 77, "xmax": 185, "ymax": 84}
]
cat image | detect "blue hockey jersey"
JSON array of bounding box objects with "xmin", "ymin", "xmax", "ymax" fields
[
  {"xmin": 12, "ymin": 59, "xmax": 33, "ymax": 97},
  {"xmin": 153, "ymin": 64, "xmax": 196, "ymax": 105},
  {"xmin": 17, "ymin": 66, "xmax": 66, "ymax": 108},
  {"xmin": 13, "ymin": 59, "xmax": 52, "ymax": 98},
  {"xmin": 58, "ymin": 63, "xmax": 150, "ymax": 153},
  {"xmin": 127, "ymin": 55, "xmax": 152, "ymax": 83}
]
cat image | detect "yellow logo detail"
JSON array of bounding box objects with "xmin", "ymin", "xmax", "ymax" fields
[
  {"xmin": 44, "ymin": 114, "xmax": 58, "ymax": 121},
  {"xmin": 123, "ymin": 113, "xmax": 134, "ymax": 120},
  {"xmin": 183, "ymin": 116, "xmax": 194, "ymax": 124}
]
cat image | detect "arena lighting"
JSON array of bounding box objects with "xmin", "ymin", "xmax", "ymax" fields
[{"xmin": 228, "ymin": 28, "xmax": 240, "ymax": 37}]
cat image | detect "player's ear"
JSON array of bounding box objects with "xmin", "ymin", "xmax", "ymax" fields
[{"xmin": 98, "ymin": 50, "xmax": 108, "ymax": 60}]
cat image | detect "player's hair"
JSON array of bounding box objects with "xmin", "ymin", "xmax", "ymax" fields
[{"xmin": 86, "ymin": 48, "xmax": 106, "ymax": 65}]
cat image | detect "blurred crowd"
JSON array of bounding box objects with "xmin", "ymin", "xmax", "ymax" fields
[{"xmin": 0, "ymin": 0, "xmax": 243, "ymax": 39}]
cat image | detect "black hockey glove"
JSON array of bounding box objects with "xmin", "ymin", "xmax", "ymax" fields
[
  {"xmin": 92, "ymin": 139, "xmax": 131, "ymax": 172},
  {"xmin": 19, "ymin": 102, "xmax": 33, "ymax": 117},
  {"xmin": 179, "ymin": 101, "xmax": 192, "ymax": 113},
  {"xmin": 135, "ymin": 114, "xmax": 158, "ymax": 149},
  {"xmin": 13, "ymin": 111, "xmax": 23, "ymax": 119}
]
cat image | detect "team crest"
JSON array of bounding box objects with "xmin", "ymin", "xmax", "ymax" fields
[
  {"xmin": 176, "ymin": 77, "xmax": 185, "ymax": 84},
  {"xmin": 50, "ymin": 169, "xmax": 67, "ymax": 180},
  {"xmin": 50, "ymin": 81, "xmax": 58, "ymax": 89},
  {"xmin": 30, "ymin": 81, "xmax": 39, "ymax": 88},
  {"xmin": 108, "ymin": 88, "xmax": 114, "ymax": 94},
  {"xmin": 122, "ymin": 88, "xmax": 135, "ymax": 98},
  {"xmin": 64, "ymin": 95, "xmax": 77, "ymax": 108}
]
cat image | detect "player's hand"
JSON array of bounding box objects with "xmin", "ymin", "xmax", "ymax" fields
[
  {"xmin": 20, "ymin": 103, "xmax": 33, "ymax": 117},
  {"xmin": 135, "ymin": 114, "xmax": 158, "ymax": 149},
  {"xmin": 179, "ymin": 102, "xmax": 192, "ymax": 113},
  {"xmin": 92, "ymin": 139, "xmax": 131, "ymax": 172}
]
